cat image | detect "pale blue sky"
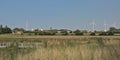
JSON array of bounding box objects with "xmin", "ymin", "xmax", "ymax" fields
[{"xmin": 0, "ymin": 0, "xmax": 120, "ymax": 30}]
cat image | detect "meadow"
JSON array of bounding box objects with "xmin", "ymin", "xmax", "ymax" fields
[{"xmin": 0, "ymin": 35, "xmax": 120, "ymax": 60}]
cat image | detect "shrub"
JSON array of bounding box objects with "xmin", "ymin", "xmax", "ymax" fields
[
  {"xmin": 74, "ymin": 29, "xmax": 83, "ymax": 35},
  {"xmin": 108, "ymin": 32, "xmax": 114, "ymax": 35},
  {"xmin": 99, "ymin": 32, "xmax": 107, "ymax": 36},
  {"xmin": 75, "ymin": 32, "xmax": 83, "ymax": 35},
  {"xmin": 90, "ymin": 33, "xmax": 96, "ymax": 36}
]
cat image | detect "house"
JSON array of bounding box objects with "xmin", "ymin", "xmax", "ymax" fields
[
  {"xmin": 12, "ymin": 28, "xmax": 24, "ymax": 34},
  {"xmin": 12, "ymin": 30, "xmax": 23, "ymax": 35}
]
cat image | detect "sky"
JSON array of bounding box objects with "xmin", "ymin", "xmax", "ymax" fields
[{"xmin": 0, "ymin": 0, "xmax": 120, "ymax": 30}]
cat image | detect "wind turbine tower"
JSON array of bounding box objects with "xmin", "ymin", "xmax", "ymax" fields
[
  {"xmin": 104, "ymin": 21, "xmax": 107, "ymax": 32},
  {"xmin": 91, "ymin": 20, "xmax": 96, "ymax": 32},
  {"xmin": 112, "ymin": 22, "xmax": 117, "ymax": 28},
  {"xmin": 26, "ymin": 19, "xmax": 28, "ymax": 31}
]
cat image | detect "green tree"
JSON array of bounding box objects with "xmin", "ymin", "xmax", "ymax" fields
[
  {"xmin": 69, "ymin": 31, "xmax": 73, "ymax": 33},
  {"xmin": 0, "ymin": 25, "xmax": 3, "ymax": 34},
  {"xmin": 2, "ymin": 25, "xmax": 12, "ymax": 33},
  {"xmin": 74, "ymin": 29, "xmax": 83, "ymax": 35},
  {"xmin": 99, "ymin": 32, "xmax": 107, "ymax": 36},
  {"xmin": 109, "ymin": 27, "xmax": 116, "ymax": 32},
  {"xmin": 90, "ymin": 32, "xmax": 96, "ymax": 36},
  {"xmin": 13, "ymin": 28, "xmax": 25, "ymax": 32},
  {"xmin": 60, "ymin": 30, "xmax": 68, "ymax": 35},
  {"xmin": 108, "ymin": 32, "xmax": 114, "ymax": 35}
]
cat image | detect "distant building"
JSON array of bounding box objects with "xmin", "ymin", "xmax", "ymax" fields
[
  {"xmin": 12, "ymin": 31, "xmax": 23, "ymax": 35},
  {"xmin": 12, "ymin": 28, "xmax": 25, "ymax": 35}
]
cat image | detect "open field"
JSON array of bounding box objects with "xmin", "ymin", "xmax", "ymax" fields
[
  {"xmin": 0, "ymin": 34, "xmax": 120, "ymax": 39},
  {"xmin": 0, "ymin": 34, "xmax": 120, "ymax": 60}
]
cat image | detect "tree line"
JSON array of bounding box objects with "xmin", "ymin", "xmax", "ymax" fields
[
  {"xmin": 0, "ymin": 24, "xmax": 120, "ymax": 36},
  {"xmin": 0, "ymin": 25, "xmax": 12, "ymax": 34}
]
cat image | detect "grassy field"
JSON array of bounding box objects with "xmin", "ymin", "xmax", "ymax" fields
[{"xmin": 0, "ymin": 34, "xmax": 120, "ymax": 60}]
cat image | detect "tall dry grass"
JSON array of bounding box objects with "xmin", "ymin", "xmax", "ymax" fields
[{"xmin": 0, "ymin": 36, "xmax": 120, "ymax": 60}]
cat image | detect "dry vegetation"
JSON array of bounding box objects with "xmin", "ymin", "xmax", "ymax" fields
[{"xmin": 0, "ymin": 35, "xmax": 120, "ymax": 60}]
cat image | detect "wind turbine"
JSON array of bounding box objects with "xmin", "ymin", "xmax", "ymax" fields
[
  {"xmin": 90, "ymin": 20, "xmax": 96, "ymax": 32},
  {"xmin": 26, "ymin": 18, "xmax": 28, "ymax": 31},
  {"xmin": 112, "ymin": 22, "xmax": 117, "ymax": 28},
  {"xmin": 104, "ymin": 20, "xmax": 107, "ymax": 32}
]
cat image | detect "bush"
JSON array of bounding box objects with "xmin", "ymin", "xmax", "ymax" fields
[
  {"xmin": 108, "ymin": 32, "xmax": 114, "ymax": 35},
  {"xmin": 61, "ymin": 30, "xmax": 68, "ymax": 35},
  {"xmin": 99, "ymin": 32, "xmax": 107, "ymax": 36},
  {"xmin": 75, "ymin": 32, "xmax": 83, "ymax": 35},
  {"xmin": 62, "ymin": 32, "xmax": 68, "ymax": 35},
  {"xmin": 74, "ymin": 29, "xmax": 83, "ymax": 36},
  {"xmin": 90, "ymin": 33, "xmax": 96, "ymax": 36},
  {"xmin": 35, "ymin": 32, "xmax": 38, "ymax": 35}
]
